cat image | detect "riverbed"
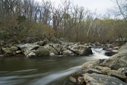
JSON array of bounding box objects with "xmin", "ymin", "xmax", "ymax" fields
[{"xmin": 0, "ymin": 48, "xmax": 109, "ymax": 85}]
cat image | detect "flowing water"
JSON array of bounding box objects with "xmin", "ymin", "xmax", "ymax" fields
[{"xmin": 0, "ymin": 48, "xmax": 109, "ymax": 85}]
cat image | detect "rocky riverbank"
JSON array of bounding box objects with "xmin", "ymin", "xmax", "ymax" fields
[
  {"xmin": 0, "ymin": 38, "xmax": 93, "ymax": 58},
  {"xmin": 70, "ymin": 43, "xmax": 127, "ymax": 85}
]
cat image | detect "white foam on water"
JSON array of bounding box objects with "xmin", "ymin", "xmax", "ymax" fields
[{"xmin": 92, "ymin": 48, "xmax": 109, "ymax": 59}]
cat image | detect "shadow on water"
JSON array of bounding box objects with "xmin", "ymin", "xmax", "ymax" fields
[{"xmin": 0, "ymin": 48, "xmax": 109, "ymax": 85}]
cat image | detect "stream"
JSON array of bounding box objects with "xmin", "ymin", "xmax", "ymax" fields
[{"xmin": 0, "ymin": 48, "xmax": 109, "ymax": 85}]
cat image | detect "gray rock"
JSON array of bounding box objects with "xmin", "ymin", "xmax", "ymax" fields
[
  {"xmin": 27, "ymin": 52, "xmax": 36, "ymax": 58},
  {"xmin": 68, "ymin": 45, "xmax": 92, "ymax": 56},
  {"xmin": 73, "ymin": 43, "xmax": 127, "ymax": 85},
  {"xmin": 2, "ymin": 47, "xmax": 12, "ymax": 53},
  {"xmin": 105, "ymin": 51, "xmax": 116, "ymax": 56},
  {"xmin": 78, "ymin": 77, "xmax": 84, "ymax": 84},
  {"xmin": 35, "ymin": 46, "xmax": 49, "ymax": 57},
  {"xmin": 83, "ymin": 47, "xmax": 93, "ymax": 56},
  {"xmin": 52, "ymin": 44, "xmax": 62, "ymax": 53},
  {"xmin": 37, "ymin": 41, "xmax": 46, "ymax": 46},
  {"xmin": 87, "ymin": 68, "xmax": 102, "ymax": 74},
  {"xmin": 17, "ymin": 44, "xmax": 39, "ymax": 57},
  {"xmin": 10, "ymin": 46, "xmax": 18, "ymax": 51},
  {"xmin": 83, "ymin": 73, "xmax": 127, "ymax": 85},
  {"xmin": 113, "ymin": 46, "xmax": 119, "ymax": 50},
  {"xmin": 44, "ymin": 44, "xmax": 58, "ymax": 55},
  {"xmin": 101, "ymin": 50, "xmax": 127, "ymax": 70},
  {"xmin": 17, "ymin": 44, "xmax": 39, "ymax": 51},
  {"xmin": 82, "ymin": 59, "xmax": 105, "ymax": 69},
  {"xmin": 62, "ymin": 50, "xmax": 75, "ymax": 56},
  {"xmin": 119, "ymin": 43, "xmax": 127, "ymax": 52},
  {"xmin": 69, "ymin": 76, "xmax": 76, "ymax": 83},
  {"xmin": 100, "ymin": 43, "xmax": 127, "ymax": 70},
  {"xmin": 112, "ymin": 50, "xmax": 118, "ymax": 53},
  {"xmin": 94, "ymin": 66, "xmax": 127, "ymax": 79}
]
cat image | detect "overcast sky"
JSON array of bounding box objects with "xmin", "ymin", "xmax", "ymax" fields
[{"xmin": 36, "ymin": 0, "xmax": 115, "ymax": 15}]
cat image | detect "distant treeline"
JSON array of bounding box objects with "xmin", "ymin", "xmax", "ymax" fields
[{"xmin": 0, "ymin": 0, "xmax": 127, "ymax": 44}]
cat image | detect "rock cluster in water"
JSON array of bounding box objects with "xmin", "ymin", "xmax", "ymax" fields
[
  {"xmin": 103, "ymin": 44, "xmax": 120, "ymax": 56},
  {"xmin": 0, "ymin": 38, "xmax": 93, "ymax": 58},
  {"xmin": 70, "ymin": 43, "xmax": 127, "ymax": 85}
]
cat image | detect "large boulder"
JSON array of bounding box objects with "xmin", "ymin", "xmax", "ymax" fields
[
  {"xmin": 88, "ymin": 66, "xmax": 127, "ymax": 79},
  {"xmin": 17, "ymin": 44, "xmax": 50, "ymax": 58},
  {"xmin": 83, "ymin": 73, "xmax": 127, "ymax": 85},
  {"xmin": 119, "ymin": 43, "xmax": 127, "ymax": 52},
  {"xmin": 44, "ymin": 44, "xmax": 58, "ymax": 55},
  {"xmin": 62, "ymin": 49, "xmax": 75, "ymax": 56},
  {"xmin": 52, "ymin": 44, "xmax": 63, "ymax": 53},
  {"xmin": 2, "ymin": 47, "xmax": 12, "ymax": 54},
  {"xmin": 10, "ymin": 46, "xmax": 18, "ymax": 51},
  {"xmin": 101, "ymin": 50, "xmax": 127, "ymax": 70},
  {"xmin": 83, "ymin": 47, "xmax": 93, "ymax": 56},
  {"xmin": 35, "ymin": 46, "xmax": 49, "ymax": 57},
  {"xmin": 68, "ymin": 45, "xmax": 92, "ymax": 56},
  {"xmin": 100, "ymin": 43, "xmax": 127, "ymax": 70},
  {"xmin": 17, "ymin": 43, "xmax": 40, "ymax": 58},
  {"xmin": 2, "ymin": 47, "xmax": 17, "ymax": 56}
]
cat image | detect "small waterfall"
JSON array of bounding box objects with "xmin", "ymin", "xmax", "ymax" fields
[{"xmin": 91, "ymin": 48, "xmax": 109, "ymax": 59}]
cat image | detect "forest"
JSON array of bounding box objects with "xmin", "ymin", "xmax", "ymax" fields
[{"xmin": 0, "ymin": 0, "xmax": 127, "ymax": 44}]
